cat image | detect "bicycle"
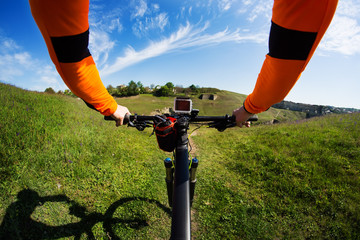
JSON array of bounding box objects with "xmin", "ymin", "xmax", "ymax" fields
[{"xmin": 105, "ymin": 97, "xmax": 258, "ymax": 240}]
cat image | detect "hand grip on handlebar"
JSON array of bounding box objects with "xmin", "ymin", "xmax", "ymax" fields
[
  {"xmin": 247, "ymin": 114, "xmax": 258, "ymax": 122},
  {"xmin": 104, "ymin": 113, "xmax": 130, "ymax": 125},
  {"xmin": 228, "ymin": 114, "xmax": 258, "ymax": 123}
]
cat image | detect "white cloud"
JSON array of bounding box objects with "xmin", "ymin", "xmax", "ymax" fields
[
  {"xmin": 132, "ymin": 12, "xmax": 169, "ymax": 37},
  {"xmin": 89, "ymin": 3, "xmax": 123, "ymax": 34},
  {"xmin": 319, "ymin": 0, "xmax": 360, "ymax": 55},
  {"xmin": 0, "ymin": 38, "xmax": 20, "ymax": 53},
  {"xmin": 89, "ymin": 29, "xmax": 115, "ymax": 66},
  {"xmin": 242, "ymin": 0, "xmax": 252, "ymax": 6},
  {"xmin": 34, "ymin": 65, "xmax": 66, "ymax": 91},
  {"xmin": 153, "ymin": 13, "xmax": 169, "ymax": 31},
  {"xmin": 218, "ymin": 0, "xmax": 232, "ymax": 11},
  {"xmin": 131, "ymin": 0, "xmax": 170, "ymax": 38},
  {"xmin": 189, "ymin": 6, "xmax": 193, "ymax": 16},
  {"xmin": 152, "ymin": 3, "xmax": 160, "ymax": 12},
  {"xmin": 88, "ymin": 2, "xmax": 120, "ymax": 66},
  {"xmin": 236, "ymin": 0, "xmax": 272, "ymax": 22},
  {"xmin": 108, "ymin": 18, "xmax": 123, "ymax": 33},
  {"xmin": 131, "ymin": 0, "xmax": 148, "ymax": 19},
  {"xmin": 14, "ymin": 52, "xmax": 32, "ymax": 66},
  {"xmin": 0, "ymin": 34, "xmax": 64, "ymax": 90},
  {"xmin": 100, "ymin": 22, "xmax": 267, "ymax": 76},
  {"xmin": 247, "ymin": 1, "xmax": 272, "ymax": 22},
  {"xmin": 336, "ymin": 0, "xmax": 360, "ymax": 17},
  {"xmin": 0, "ymin": 52, "xmax": 32, "ymax": 80}
]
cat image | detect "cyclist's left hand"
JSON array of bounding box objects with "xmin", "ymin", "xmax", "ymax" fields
[{"xmin": 232, "ymin": 106, "xmax": 253, "ymax": 128}]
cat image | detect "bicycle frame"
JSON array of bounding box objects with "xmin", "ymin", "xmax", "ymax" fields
[{"xmin": 105, "ymin": 110, "xmax": 258, "ymax": 240}]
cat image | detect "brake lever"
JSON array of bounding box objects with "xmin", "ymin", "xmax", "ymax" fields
[
  {"xmin": 208, "ymin": 121, "xmax": 230, "ymax": 132},
  {"xmin": 207, "ymin": 114, "xmax": 234, "ymax": 132},
  {"xmin": 129, "ymin": 120, "xmax": 153, "ymax": 131},
  {"xmin": 217, "ymin": 122, "xmax": 236, "ymax": 132}
]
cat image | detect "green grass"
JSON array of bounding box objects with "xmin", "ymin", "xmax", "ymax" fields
[
  {"xmin": 191, "ymin": 114, "xmax": 360, "ymax": 239},
  {"xmin": 0, "ymin": 84, "xmax": 172, "ymax": 239},
  {"xmin": 0, "ymin": 83, "xmax": 359, "ymax": 239}
]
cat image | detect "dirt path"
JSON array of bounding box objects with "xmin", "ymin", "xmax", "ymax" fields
[
  {"xmin": 188, "ymin": 130, "xmax": 200, "ymax": 238},
  {"xmin": 188, "ymin": 130, "xmax": 198, "ymax": 155}
]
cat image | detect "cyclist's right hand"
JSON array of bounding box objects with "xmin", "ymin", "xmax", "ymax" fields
[
  {"xmin": 109, "ymin": 105, "xmax": 130, "ymax": 127},
  {"xmin": 232, "ymin": 106, "xmax": 253, "ymax": 128}
]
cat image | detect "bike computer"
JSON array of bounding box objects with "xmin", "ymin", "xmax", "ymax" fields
[{"xmin": 174, "ymin": 97, "xmax": 192, "ymax": 114}]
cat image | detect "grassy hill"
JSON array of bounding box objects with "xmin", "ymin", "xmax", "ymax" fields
[
  {"xmin": 0, "ymin": 83, "xmax": 359, "ymax": 239},
  {"xmin": 114, "ymin": 90, "xmax": 306, "ymax": 123}
]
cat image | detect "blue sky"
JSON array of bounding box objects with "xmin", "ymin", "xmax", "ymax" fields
[{"xmin": 1, "ymin": 0, "xmax": 360, "ymax": 108}]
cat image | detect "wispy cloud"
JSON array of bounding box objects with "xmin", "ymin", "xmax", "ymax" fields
[
  {"xmin": 0, "ymin": 37, "xmax": 33, "ymax": 81},
  {"xmin": 0, "ymin": 34, "xmax": 64, "ymax": 90},
  {"xmin": 241, "ymin": 0, "xmax": 272, "ymax": 23},
  {"xmin": 130, "ymin": 0, "xmax": 169, "ymax": 38},
  {"xmin": 89, "ymin": 30, "xmax": 115, "ymax": 66},
  {"xmin": 131, "ymin": 0, "xmax": 148, "ymax": 19},
  {"xmin": 319, "ymin": 0, "xmax": 360, "ymax": 55},
  {"xmin": 336, "ymin": 0, "xmax": 360, "ymax": 17},
  {"xmin": 88, "ymin": 2, "xmax": 120, "ymax": 67},
  {"xmin": 132, "ymin": 12, "xmax": 169, "ymax": 37},
  {"xmin": 218, "ymin": 0, "xmax": 233, "ymax": 12},
  {"xmin": 89, "ymin": 3, "xmax": 123, "ymax": 34},
  {"xmin": 320, "ymin": 15, "xmax": 360, "ymax": 55},
  {"xmin": 0, "ymin": 35, "xmax": 20, "ymax": 53},
  {"xmin": 100, "ymin": 22, "xmax": 267, "ymax": 76}
]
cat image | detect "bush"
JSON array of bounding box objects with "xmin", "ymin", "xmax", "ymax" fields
[{"xmin": 44, "ymin": 87, "xmax": 55, "ymax": 94}]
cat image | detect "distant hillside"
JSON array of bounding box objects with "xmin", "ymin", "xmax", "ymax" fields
[
  {"xmin": 272, "ymin": 100, "xmax": 360, "ymax": 118},
  {"xmin": 112, "ymin": 90, "xmax": 307, "ymax": 123},
  {"xmin": 0, "ymin": 83, "xmax": 317, "ymax": 123}
]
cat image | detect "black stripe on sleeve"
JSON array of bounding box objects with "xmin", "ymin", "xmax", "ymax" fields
[
  {"xmin": 82, "ymin": 99, "xmax": 98, "ymax": 112},
  {"xmin": 268, "ymin": 21, "xmax": 317, "ymax": 60},
  {"xmin": 51, "ymin": 29, "xmax": 91, "ymax": 63}
]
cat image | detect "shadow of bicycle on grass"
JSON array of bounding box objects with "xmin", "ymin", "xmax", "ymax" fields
[{"xmin": 0, "ymin": 189, "xmax": 171, "ymax": 240}]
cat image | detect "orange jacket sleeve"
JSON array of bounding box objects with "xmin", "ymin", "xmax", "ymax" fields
[
  {"xmin": 29, "ymin": 0, "xmax": 117, "ymax": 116},
  {"xmin": 244, "ymin": 0, "xmax": 338, "ymax": 114}
]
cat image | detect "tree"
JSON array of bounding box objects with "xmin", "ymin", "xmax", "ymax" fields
[
  {"xmin": 165, "ymin": 82, "xmax": 174, "ymax": 90},
  {"xmin": 44, "ymin": 87, "xmax": 55, "ymax": 94},
  {"xmin": 106, "ymin": 85, "xmax": 116, "ymax": 95},
  {"xmin": 137, "ymin": 81, "xmax": 145, "ymax": 94},
  {"xmin": 64, "ymin": 89, "xmax": 76, "ymax": 97},
  {"xmin": 154, "ymin": 85, "xmax": 171, "ymax": 97},
  {"xmin": 175, "ymin": 85, "xmax": 184, "ymax": 94},
  {"xmin": 115, "ymin": 85, "xmax": 128, "ymax": 97},
  {"xmin": 189, "ymin": 84, "xmax": 199, "ymax": 94},
  {"xmin": 143, "ymin": 86, "xmax": 151, "ymax": 94},
  {"xmin": 189, "ymin": 84, "xmax": 197, "ymax": 92},
  {"xmin": 127, "ymin": 80, "xmax": 139, "ymax": 96}
]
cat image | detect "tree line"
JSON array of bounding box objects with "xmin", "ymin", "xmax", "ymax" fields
[
  {"xmin": 272, "ymin": 100, "xmax": 360, "ymax": 118},
  {"xmin": 45, "ymin": 81, "xmax": 219, "ymax": 97}
]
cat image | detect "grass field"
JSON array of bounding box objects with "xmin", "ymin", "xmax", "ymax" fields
[{"xmin": 0, "ymin": 83, "xmax": 359, "ymax": 239}]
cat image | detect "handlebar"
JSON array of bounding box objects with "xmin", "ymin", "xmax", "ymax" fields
[{"xmin": 104, "ymin": 112, "xmax": 258, "ymax": 132}]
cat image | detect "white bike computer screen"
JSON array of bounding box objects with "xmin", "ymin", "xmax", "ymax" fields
[{"xmin": 174, "ymin": 98, "xmax": 192, "ymax": 114}]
